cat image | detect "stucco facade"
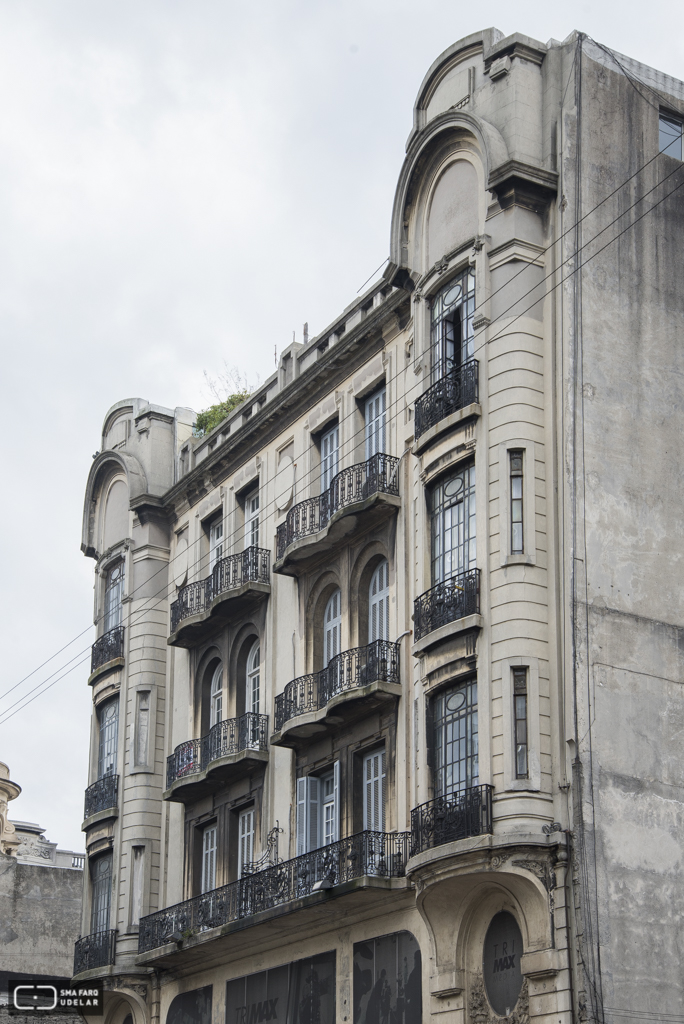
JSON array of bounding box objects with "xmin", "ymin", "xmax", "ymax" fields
[{"xmin": 75, "ymin": 29, "xmax": 684, "ymax": 1024}]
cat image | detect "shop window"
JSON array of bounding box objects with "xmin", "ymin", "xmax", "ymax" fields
[{"xmin": 353, "ymin": 931, "xmax": 421, "ymax": 1024}]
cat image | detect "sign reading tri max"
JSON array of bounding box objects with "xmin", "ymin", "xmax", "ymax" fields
[
  {"xmin": 8, "ymin": 978, "xmax": 104, "ymax": 1015},
  {"xmin": 233, "ymin": 998, "xmax": 279, "ymax": 1024}
]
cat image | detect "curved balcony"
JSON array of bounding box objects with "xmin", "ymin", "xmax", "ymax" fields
[
  {"xmin": 83, "ymin": 774, "xmax": 119, "ymax": 825},
  {"xmin": 138, "ymin": 829, "xmax": 410, "ymax": 958},
  {"xmin": 73, "ymin": 929, "xmax": 116, "ymax": 977},
  {"xmin": 409, "ymin": 785, "xmax": 493, "ymax": 857},
  {"xmin": 272, "ymin": 639, "xmax": 401, "ymax": 748},
  {"xmin": 413, "ymin": 359, "xmax": 479, "ymax": 452},
  {"xmin": 88, "ymin": 626, "xmax": 125, "ymax": 684},
  {"xmin": 275, "ymin": 453, "xmax": 400, "ymax": 576},
  {"xmin": 412, "ymin": 568, "xmax": 481, "ymax": 650},
  {"xmin": 165, "ymin": 713, "xmax": 269, "ymax": 802},
  {"xmin": 169, "ymin": 546, "xmax": 270, "ymax": 648}
]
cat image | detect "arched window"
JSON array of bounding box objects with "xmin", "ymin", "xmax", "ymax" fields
[
  {"xmin": 210, "ymin": 664, "xmax": 222, "ymax": 728},
  {"xmin": 98, "ymin": 698, "xmax": 119, "ymax": 779},
  {"xmin": 369, "ymin": 560, "xmax": 390, "ymax": 642},
  {"xmin": 90, "ymin": 852, "xmax": 113, "ymax": 934},
  {"xmin": 103, "ymin": 561, "xmax": 124, "ymax": 633},
  {"xmin": 247, "ymin": 641, "xmax": 260, "ymax": 716},
  {"xmin": 324, "ymin": 590, "xmax": 341, "ymax": 667},
  {"xmin": 430, "ymin": 270, "xmax": 475, "ymax": 383}
]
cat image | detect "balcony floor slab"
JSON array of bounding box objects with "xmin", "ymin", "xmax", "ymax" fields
[
  {"xmin": 271, "ymin": 679, "xmax": 402, "ymax": 749},
  {"xmin": 412, "ymin": 402, "xmax": 481, "ymax": 456},
  {"xmin": 411, "ymin": 613, "xmax": 483, "ymax": 655},
  {"xmin": 164, "ymin": 747, "xmax": 269, "ymax": 803},
  {"xmin": 168, "ymin": 582, "xmax": 270, "ymax": 649}
]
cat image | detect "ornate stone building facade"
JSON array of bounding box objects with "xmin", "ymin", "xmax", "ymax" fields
[{"xmin": 74, "ymin": 28, "xmax": 684, "ymax": 1024}]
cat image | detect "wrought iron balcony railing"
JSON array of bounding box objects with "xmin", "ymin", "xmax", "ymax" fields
[
  {"xmin": 91, "ymin": 625, "xmax": 125, "ymax": 673},
  {"xmin": 410, "ymin": 785, "xmax": 494, "ymax": 855},
  {"xmin": 73, "ymin": 929, "xmax": 116, "ymax": 975},
  {"xmin": 274, "ymin": 639, "xmax": 400, "ymax": 732},
  {"xmin": 413, "ymin": 568, "xmax": 481, "ymax": 642},
  {"xmin": 138, "ymin": 829, "xmax": 410, "ymax": 954},
  {"xmin": 276, "ymin": 452, "xmax": 400, "ymax": 560},
  {"xmin": 171, "ymin": 546, "xmax": 270, "ymax": 634},
  {"xmin": 166, "ymin": 713, "xmax": 269, "ymax": 789},
  {"xmin": 414, "ymin": 359, "xmax": 479, "ymax": 440},
  {"xmin": 83, "ymin": 774, "xmax": 119, "ymax": 820}
]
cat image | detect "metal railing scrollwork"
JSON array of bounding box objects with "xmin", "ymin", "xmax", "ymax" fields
[
  {"xmin": 83, "ymin": 774, "xmax": 119, "ymax": 820},
  {"xmin": 413, "ymin": 568, "xmax": 481, "ymax": 642},
  {"xmin": 414, "ymin": 359, "xmax": 479, "ymax": 440},
  {"xmin": 73, "ymin": 929, "xmax": 116, "ymax": 974},
  {"xmin": 166, "ymin": 713, "xmax": 269, "ymax": 789},
  {"xmin": 91, "ymin": 626, "xmax": 125, "ymax": 673},
  {"xmin": 410, "ymin": 785, "xmax": 494, "ymax": 855},
  {"xmin": 276, "ymin": 452, "xmax": 400, "ymax": 560},
  {"xmin": 170, "ymin": 546, "xmax": 270, "ymax": 633},
  {"xmin": 138, "ymin": 830, "xmax": 410, "ymax": 953},
  {"xmin": 274, "ymin": 639, "xmax": 400, "ymax": 731}
]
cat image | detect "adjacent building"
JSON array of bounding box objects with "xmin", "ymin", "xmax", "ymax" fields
[
  {"xmin": 73, "ymin": 28, "xmax": 684, "ymax": 1024},
  {"xmin": 0, "ymin": 762, "xmax": 84, "ymax": 1011}
]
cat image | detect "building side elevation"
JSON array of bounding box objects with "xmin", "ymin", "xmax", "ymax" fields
[{"xmin": 74, "ymin": 28, "xmax": 684, "ymax": 1024}]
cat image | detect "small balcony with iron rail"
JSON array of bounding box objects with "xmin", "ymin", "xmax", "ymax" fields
[
  {"xmin": 165, "ymin": 713, "xmax": 269, "ymax": 802},
  {"xmin": 73, "ymin": 929, "xmax": 117, "ymax": 978},
  {"xmin": 82, "ymin": 774, "xmax": 119, "ymax": 829},
  {"xmin": 271, "ymin": 639, "xmax": 401, "ymax": 749},
  {"xmin": 412, "ymin": 568, "xmax": 482, "ymax": 653},
  {"xmin": 275, "ymin": 452, "xmax": 401, "ymax": 576},
  {"xmin": 169, "ymin": 546, "xmax": 271, "ymax": 648},
  {"xmin": 409, "ymin": 785, "xmax": 494, "ymax": 860},
  {"xmin": 412, "ymin": 359, "xmax": 480, "ymax": 454},
  {"xmin": 137, "ymin": 829, "xmax": 410, "ymax": 966},
  {"xmin": 88, "ymin": 625, "xmax": 125, "ymax": 685}
]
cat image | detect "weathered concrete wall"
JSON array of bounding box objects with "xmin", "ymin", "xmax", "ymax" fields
[{"xmin": 0, "ymin": 854, "xmax": 83, "ymax": 976}]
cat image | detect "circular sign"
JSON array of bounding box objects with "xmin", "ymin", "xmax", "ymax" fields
[{"xmin": 482, "ymin": 911, "xmax": 524, "ymax": 1017}]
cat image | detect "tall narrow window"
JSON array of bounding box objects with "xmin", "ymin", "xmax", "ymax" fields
[
  {"xmin": 510, "ymin": 450, "xmax": 524, "ymax": 554},
  {"xmin": 296, "ymin": 763, "xmax": 339, "ymax": 854},
  {"xmin": 430, "ymin": 270, "xmax": 476, "ymax": 384},
  {"xmin": 210, "ymin": 664, "xmax": 223, "ymax": 728},
  {"xmin": 324, "ymin": 589, "xmax": 342, "ymax": 667},
  {"xmin": 245, "ymin": 491, "xmax": 259, "ymax": 550},
  {"xmin": 365, "ymin": 388, "xmax": 386, "ymax": 459},
  {"xmin": 321, "ymin": 423, "xmax": 339, "ymax": 492},
  {"xmin": 135, "ymin": 691, "xmax": 150, "ymax": 767},
  {"xmin": 369, "ymin": 560, "xmax": 390, "ymax": 642},
  {"xmin": 209, "ymin": 517, "xmax": 224, "ymax": 570},
  {"xmin": 513, "ymin": 668, "xmax": 529, "ymax": 779},
  {"xmin": 98, "ymin": 698, "xmax": 119, "ymax": 779},
  {"xmin": 201, "ymin": 825, "xmax": 217, "ymax": 893},
  {"xmin": 103, "ymin": 561, "xmax": 124, "ymax": 633},
  {"xmin": 660, "ymin": 112, "xmax": 683, "ymax": 160},
  {"xmin": 433, "ymin": 680, "xmax": 478, "ymax": 798},
  {"xmin": 431, "ymin": 463, "xmax": 476, "ymax": 585},
  {"xmin": 247, "ymin": 641, "xmax": 260, "ymax": 716},
  {"xmin": 363, "ymin": 749, "xmax": 386, "ymax": 832},
  {"xmin": 90, "ymin": 852, "xmax": 113, "ymax": 934},
  {"xmin": 130, "ymin": 846, "xmax": 144, "ymax": 926},
  {"xmin": 238, "ymin": 808, "xmax": 255, "ymax": 878}
]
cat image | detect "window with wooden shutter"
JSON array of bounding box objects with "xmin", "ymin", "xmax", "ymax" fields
[
  {"xmin": 201, "ymin": 825, "xmax": 217, "ymax": 893},
  {"xmin": 209, "ymin": 517, "xmax": 224, "ymax": 570},
  {"xmin": 238, "ymin": 808, "xmax": 255, "ymax": 878},
  {"xmin": 321, "ymin": 423, "xmax": 339, "ymax": 492},
  {"xmin": 363, "ymin": 749, "xmax": 386, "ymax": 832},
  {"xmin": 245, "ymin": 490, "xmax": 259, "ymax": 550},
  {"xmin": 369, "ymin": 560, "xmax": 390, "ymax": 642},
  {"xmin": 324, "ymin": 590, "xmax": 342, "ymax": 668},
  {"xmin": 365, "ymin": 387, "xmax": 386, "ymax": 459}
]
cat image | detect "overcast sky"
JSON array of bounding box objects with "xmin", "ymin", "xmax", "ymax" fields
[{"xmin": 0, "ymin": 0, "xmax": 682, "ymax": 852}]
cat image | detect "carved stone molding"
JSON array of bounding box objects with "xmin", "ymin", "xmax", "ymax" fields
[{"xmin": 468, "ymin": 974, "xmax": 529, "ymax": 1024}]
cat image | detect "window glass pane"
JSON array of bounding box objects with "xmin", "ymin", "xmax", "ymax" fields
[
  {"xmin": 321, "ymin": 424, "xmax": 340, "ymax": 492},
  {"xmin": 430, "ymin": 269, "xmax": 476, "ymax": 383},
  {"xmin": 660, "ymin": 114, "xmax": 683, "ymax": 160},
  {"xmin": 90, "ymin": 852, "xmax": 112, "ymax": 934},
  {"xmin": 365, "ymin": 388, "xmax": 386, "ymax": 460},
  {"xmin": 432, "ymin": 680, "xmax": 478, "ymax": 798},
  {"xmin": 247, "ymin": 641, "xmax": 260, "ymax": 716},
  {"xmin": 431, "ymin": 462, "xmax": 476, "ymax": 584},
  {"xmin": 98, "ymin": 698, "xmax": 119, "ymax": 778},
  {"xmin": 353, "ymin": 931, "xmax": 421, "ymax": 1024},
  {"xmin": 104, "ymin": 561, "xmax": 124, "ymax": 633}
]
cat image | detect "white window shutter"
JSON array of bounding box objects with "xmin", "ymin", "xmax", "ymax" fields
[
  {"xmin": 369, "ymin": 561, "xmax": 390, "ymax": 642},
  {"xmin": 296, "ymin": 777, "xmax": 307, "ymax": 855},
  {"xmin": 238, "ymin": 809, "xmax": 254, "ymax": 878},
  {"xmin": 324, "ymin": 590, "xmax": 341, "ymax": 667},
  {"xmin": 332, "ymin": 761, "xmax": 340, "ymax": 843},
  {"xmin": 363, "ymin": 751, "xmax": 386, "ymax": 832},
  {"xmin": 365, "ymin": 388, "xmax": 386, "ymax": 459},
  {"xmin": 308, "ymin": 777, "xmax": 320, "ymax": 852}
]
